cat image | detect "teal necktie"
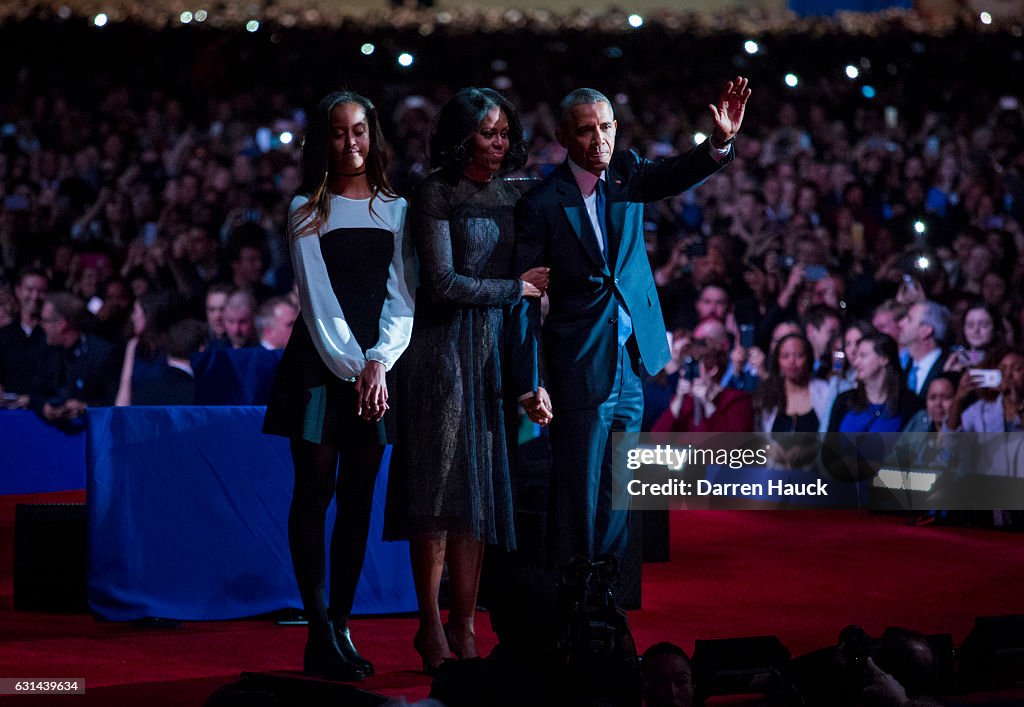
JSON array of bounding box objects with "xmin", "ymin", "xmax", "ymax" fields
[{"xmin": 595, "ymin": 179, "xmax": 608, "ymax": 259}]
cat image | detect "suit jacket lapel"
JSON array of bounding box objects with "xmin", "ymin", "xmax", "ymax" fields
[{"xmin": 555, "ymin": 163, "xmax": 608, "ymax": 273}]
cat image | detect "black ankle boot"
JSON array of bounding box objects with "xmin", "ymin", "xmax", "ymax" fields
[
  {"xmin": 333, "ymin": 620, "xmax": 374, "ymax": 676},
  {"xmin": 303, "ymin": 622, "xmax": 367, "ymax": 681}
]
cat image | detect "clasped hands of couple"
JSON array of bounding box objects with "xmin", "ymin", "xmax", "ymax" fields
[
  {"xmin": 350, "ymin": 267, "xmax": 554, "ymax": 424},
  {"xmin": 518, "ymin": 265, "xmax": 555, "ymax": 426},
  {"xmin": 350, "ymin": 265, "xmax": 552, "ymax": 424}
]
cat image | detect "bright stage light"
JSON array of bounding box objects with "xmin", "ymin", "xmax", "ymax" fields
[
  {"xmin": 93, "ymin": 13, "xmax": 108, "ymax": 27},
  {"xmin": 398, "ymin": 52, "xmax": 414, "ymax": 67},
  {"xmin": 361, "ymin": 43, "xmax": 375, "ymax": 55},
  {"xmin": 784, "ymin": 73, "xmax": 799, "ymax": 88},
  {"xmin": 628, "ymin": 14, "xmax": 643, "ymax": 28},
  {"xmin": 744, "ymin": 40, "xmax": 759, "ymax": 55}
]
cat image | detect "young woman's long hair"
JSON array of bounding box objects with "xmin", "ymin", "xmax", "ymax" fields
[
  {"xmin": 291, "ymin": 91, "xmax": 398, "ymax": 239},
  {"xmin": 850, "ymin": 333, "xmax": 903, "ymax": 415},
  {"xmin": 136, "ymin": 291, "xmax": 179, "ymax": 359},
  {"xmin": 754, "ymin": 334, "xmax": 814, "ymax": 419}
]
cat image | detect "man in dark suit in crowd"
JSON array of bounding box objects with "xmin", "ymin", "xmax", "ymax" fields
[
  {"xmin": 31, "ymin": 292, "xmax": 118, "ymax": 423},
  {"xmin": 803, "ymin": 304, "xmax": 842, "ymax": 379},
  {"xmin": 898, "ymin": 300, "xmax": 950, "ymax": 401},
  {"xmin": 0, "ymin": 268, "xmax": 50, "ymax": 407},
  {"xmin": 132, "ymin": 319, "xmax": 207, "ymax": 406},
  {"xmin": 512, "ymin": 78, "xmax": 750, "ymax": 566}
]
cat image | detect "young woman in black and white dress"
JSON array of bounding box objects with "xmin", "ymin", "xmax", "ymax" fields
[{"xmin": 263, "ymin": 91, "xmax": 414, "ymax": 681}]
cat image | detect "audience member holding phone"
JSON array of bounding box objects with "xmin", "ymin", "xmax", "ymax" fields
[
  {"xmin": 947, "ymin": 347, "xmax": 1024, "ymax": 434},
  {"xmin": 652, "ymin": 343, "xmax": 753, "ymax": 433},
  {"xmin": 944, "ymin": 302, "xmax": 1005, "ymax": 373},
  {"xmin": 944, "ymin": 347, "xmax": 1024, "ymax": 478}
]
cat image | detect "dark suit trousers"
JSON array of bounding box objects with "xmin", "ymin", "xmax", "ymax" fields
[{"xmin": 548, "ymin": 341, "xmax": 643, "ymax": 568}]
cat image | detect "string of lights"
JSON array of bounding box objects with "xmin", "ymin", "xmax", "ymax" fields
[{"xmin": 1, "ymin": 1, "xmax": 1020, "ymax": 37}]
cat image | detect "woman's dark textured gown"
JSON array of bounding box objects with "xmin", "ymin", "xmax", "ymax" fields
[{"xmin": 387, "ymin": 172, "xmax": 529, "ymax": 550}]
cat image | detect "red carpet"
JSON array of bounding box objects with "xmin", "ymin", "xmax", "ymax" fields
[{"xmin": 2, "ymin": 492, "xmax": 1024, "ymax": 705}]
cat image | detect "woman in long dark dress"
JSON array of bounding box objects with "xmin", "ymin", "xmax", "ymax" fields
[
  {"xmin": 263, "ymin": 91, "xmax": 415, "ymax": 680},
  {"xmin": 388, "ymin": 88, "xmax": 549, "ymax": 672}
]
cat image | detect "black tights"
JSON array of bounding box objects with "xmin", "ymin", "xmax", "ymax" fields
[{"xmin": 288, "ymin": 437, "xmax": 383, "ymax": 634}]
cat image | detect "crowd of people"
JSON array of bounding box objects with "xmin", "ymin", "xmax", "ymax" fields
[
  {"xmin": 1, "ymin": 8, "xmax": 1021, "ymax": 428},
  {"xmin": 3, "ymin": 5, "xmax": 1024, "ymax": 706}
]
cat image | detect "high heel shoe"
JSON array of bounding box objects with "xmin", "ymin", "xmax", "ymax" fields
[
  {"xmin": 442, "ymin": 618, "xmax": 477, "ymax": 659},
  {"xmin": 443, "ymin": 622, "xmax": 477, "ymax": 660},
  {"xmin": 333, "ymin": 621, "xmax": 374, "ymax": 676},
  {"xmin": 304, "ymin": 623, "xmax": 367, "ymax": 681},
  {"xmin": 413, "ymin": 629, "xmax": 452, "ymax": 676}
]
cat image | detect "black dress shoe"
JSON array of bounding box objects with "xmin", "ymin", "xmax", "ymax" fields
[
  {"xmin": 334, "ymin": 622, "xmax": 374, "ymax": 676},
  {"xmin": 303, "ymin": 624, "xmax": 367, "ymax": 681}
]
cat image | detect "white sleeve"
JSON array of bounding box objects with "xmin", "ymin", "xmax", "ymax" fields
[
  {"xmin": 290, "ymin": 197, "xmax": 365, "ymax": 381},
  {"xmin": 366, "ymin": 202, "xmax": 416, "ymax": 370}
]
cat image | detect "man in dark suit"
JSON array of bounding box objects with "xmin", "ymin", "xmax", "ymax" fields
[
  {"xmin": 898, "ymin": 300, "xmax": 950, "ymax": 401},
  {"xmin": 0, "ymin": 268, "xmax": 50, "ymax": 405},
  {"xmin": 512, "ymin": 79, "xmax": 750, "ymax": 565},
  {"xmin": 31, "ymin": 292, "xmax": 118, "ymax": 424}
]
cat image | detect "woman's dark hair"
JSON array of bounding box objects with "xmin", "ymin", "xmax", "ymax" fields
[
  {"xmin": 845, "ymin": 319, "xmax": 878, "ymax": 344},
  {"xmin": 960, "ymin": 300, "xmax": 1005, "ymax": 351},
  {"xmin": 136, "ymin": 291, "xmax": 180, "ymax": 359},
  {"xmin": 755, "ymin": 334, "xmax": 814, "ymax": 418},
  {"xmin": 851, "ymin": 333, "xmax": 903, "ymax": 415},
  {"xmin": 102, "ymin": 190, "xmax": 138, "ymax": 246},
  {"xmin": 842, "ymin": 319, "xmax": 877, "ymax": 373},
  {"xmin": 928, "ymin": 371, "xmax": 961, "ymax": 394},
  {"xmin": 291, "ymin": 91, "xmax": 397, "ymax": 238},
  {"xmin": 429, "ymin": 87, "xmax": 527, "ymax": 175}
]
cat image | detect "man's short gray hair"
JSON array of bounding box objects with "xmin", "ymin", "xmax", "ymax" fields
[
  {"xmin": 255, "ymin": 296, "xmax": 295, "ymax": 334},
  {"xmin": 225, "ymin": 289, "xmax": 256, "ymax": 315},
  {"xmin": 558, "ymin": 88, "xmax": 612, "ymax": 126},
  {"xmin": 918, "ymin": 300, "xmax": 951, "ymax": 345}
]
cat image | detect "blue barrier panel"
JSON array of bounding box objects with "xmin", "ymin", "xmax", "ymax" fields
[
  {"xmin": 0, "ymin": 409, "xmax": 86, "ymax": 494},
  {"xmin": 86, "ymin": 405, "xmax": 415, "ymax": 620},
  {"xmin": 192, "ymin": 347, "xmax": 283, "ymax": 405}
]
